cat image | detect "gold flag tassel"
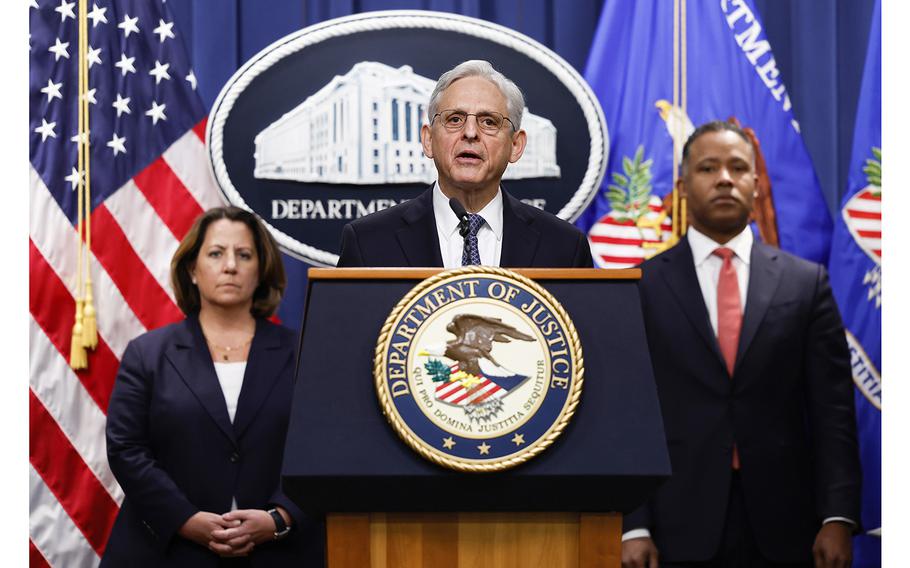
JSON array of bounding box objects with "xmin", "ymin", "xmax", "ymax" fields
[
  {"xmin": 70, "ymin": 0, "xmax": 89, "ymax": 369},
  {"xmin": 80, "ymin": 0, "xmax": 97, "ymax": 349}
]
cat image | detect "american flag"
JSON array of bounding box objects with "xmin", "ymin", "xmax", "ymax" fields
[{"xmin": 29, "ymin": 0, "xmax": 222, "ymax": 564}]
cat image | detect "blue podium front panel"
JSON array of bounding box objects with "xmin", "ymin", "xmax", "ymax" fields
[{"xmin": 282, "ymin": 272, "xmax": 670, "ymax": 513}]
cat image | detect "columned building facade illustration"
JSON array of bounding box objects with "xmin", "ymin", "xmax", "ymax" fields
[{"xmin": 254, "ymin": 62, "xmax": 560, "ymax": 185}]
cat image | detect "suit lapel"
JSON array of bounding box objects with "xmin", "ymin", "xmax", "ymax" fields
[
  {"xmin": 165, "ymin": 317, "xmax": 237, "ymax": 445},
  {"xmin": 658, "ymin": 240, "xmax": 725, "ymax": 365},
  {"xmin": 500, "ymin": 190, "xmax": 541, "ymax": 267},
  {"xmin": 735, "ymin": 242, "xmax": 783, "ymax": 371},
  {"xmin": 232, "ymin": 320, "xmax": 290, "ymax": 439},
  {"xmin": 395, "ymin": 186, "xmax": 444, "ymax": 267}
]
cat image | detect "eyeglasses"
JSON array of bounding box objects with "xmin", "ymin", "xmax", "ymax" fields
[{"xmin": 431, "ymin": 109, "xmax": 515, "ymax": 134}]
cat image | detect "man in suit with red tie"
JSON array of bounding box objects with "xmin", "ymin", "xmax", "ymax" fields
[{"xmin": 622, "ymin": 121, "xmax": 861, "ymax": 568}]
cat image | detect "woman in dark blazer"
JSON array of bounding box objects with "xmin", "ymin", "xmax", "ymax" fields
[{"xmin": 102, "ymin": 207, "xmax": 323, "ymax": 567}]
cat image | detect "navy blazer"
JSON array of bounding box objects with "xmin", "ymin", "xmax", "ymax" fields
[
  {"xmin": 625, "ymin": 239, "xmax": 861, "ymax": 563},
  {"xmin": 102, "ymin": 317, "xmax": 323, "ymax": 567},
  {"xmin": 336, "ymin": 185, "xmax": 594, "ymax": 268}
]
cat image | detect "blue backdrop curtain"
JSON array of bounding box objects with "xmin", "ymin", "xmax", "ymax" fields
[{"xmin": 167, "ymin": 0, "xmax": 876, "ymax": 329}]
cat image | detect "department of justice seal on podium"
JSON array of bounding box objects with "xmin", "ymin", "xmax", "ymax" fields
[{"xmin": 374, "ymin": 267, "xmax": 584, "ymax": 472}]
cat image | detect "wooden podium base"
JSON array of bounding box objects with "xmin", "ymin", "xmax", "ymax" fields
[{"xmin": 326, "ymin": 512, "xmax": 621, "ymax": 568}]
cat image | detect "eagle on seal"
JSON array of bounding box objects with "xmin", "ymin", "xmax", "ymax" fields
[{"xmin": 442, "ymin": 314, "xmax": 534, "ymax": 376}]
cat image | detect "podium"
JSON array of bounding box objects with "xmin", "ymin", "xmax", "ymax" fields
[{"xmin": 282, "ymin": 268, "xmax": 670, "ymax": 567}]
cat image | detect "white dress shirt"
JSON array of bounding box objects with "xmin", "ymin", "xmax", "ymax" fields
[
  {"xmin": 622, "ymin": 226, "xmax": 851, "ymax": 543},
  {"xmin": 688, "ymin": 225, "xmax": 752, "ymax": 334},
  {"xmin": 213, "ymin": 361, "xmax": 247, "ymax": 423},
  {"xmin": 433, "ymin": 183, "xmax": 504, "ymax": 268},
  {"xmin": 214, "ymin": 360, "xmax": 246, "ymax": 511}
]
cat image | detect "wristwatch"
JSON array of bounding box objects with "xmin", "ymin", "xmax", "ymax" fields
[{"xmin": 267, "ymin": 508, "xmax": 291, "ymax": 539}]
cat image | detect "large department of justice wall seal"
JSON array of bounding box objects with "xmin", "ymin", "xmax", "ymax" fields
[
  {"xmin": 207, "ymin": 10, "xmax": 608, "ymax": 266},
  {"xmin": 374, "ymin": 267, "xmax": 584, "ymax": 472}
]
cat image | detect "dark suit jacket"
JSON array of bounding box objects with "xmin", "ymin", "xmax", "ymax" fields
[
  {"xmin": 336, "ymin": 186, "xmax": 594, "ymax": 268},
  {"xmin": 102, "ymin": 317, "xmax": 323, "ymax": 567},
  {"xmin": 626, "ymin": 238, "xmax": 861, "ymax": 563}
]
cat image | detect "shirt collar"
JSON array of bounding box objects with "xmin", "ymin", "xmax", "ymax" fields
[
  {"xmin": 432, "ymin": 183, "xmax": 504, "ymax": 241},
  {"xmin": 686, "ymin": 225, "xmax": 753, "ymax": 267}
]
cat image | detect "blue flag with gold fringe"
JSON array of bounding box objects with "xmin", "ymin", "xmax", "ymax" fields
[
  {"xmin": 828, "ymin": 0, "xmax": 882, "ymax": 565},
  {"xmin": 577, "ymin": 0, "xmax": 832, "ymax": 267}
]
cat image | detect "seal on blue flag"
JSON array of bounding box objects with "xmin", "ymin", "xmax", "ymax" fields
[{"xmin": 375, "ymin": 266, "xmax": 583, "ymax": 472}]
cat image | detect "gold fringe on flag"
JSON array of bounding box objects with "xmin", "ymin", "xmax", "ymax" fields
[
  {"xmin": 70, "ymin": 0, "xmax": 93, "ymax": 368},
  {"xmin": 80, "ymin": 0, "xmax": 97, "ymax": 349}
]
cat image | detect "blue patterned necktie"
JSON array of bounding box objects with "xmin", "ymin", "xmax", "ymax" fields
[{"xmin": 461, "ymin": 213, "xmax": 486, "ymax": 265}]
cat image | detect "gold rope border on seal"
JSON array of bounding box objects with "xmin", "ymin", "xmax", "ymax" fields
[{"xmin": 373, "ymin": 266, "xmax": 585, "ymax": 472}]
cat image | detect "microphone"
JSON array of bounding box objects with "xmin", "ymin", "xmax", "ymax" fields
[{"xmin": 449, "ymin": 198, "xmax": 470, "ymax": 237}]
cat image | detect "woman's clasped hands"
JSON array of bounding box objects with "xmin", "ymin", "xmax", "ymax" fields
[{"xmin": 179, "ymin": 509, "xmax": 284, "ymax": 557}]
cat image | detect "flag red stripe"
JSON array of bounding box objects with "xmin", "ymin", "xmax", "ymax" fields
[
  {"xmin": 132, "ymin": 158, "xmax": 205, "ymax": 241},
  {"xmin": 873, "ymin": 249, "xmax": 882, "ymax": 256},
  {"xmin": 599, "ymin": 254, "xmax": 645, "ymax": 264},
  {"xmin": 29, "ymin": 540, "xmax": 51, "ymax": 568},
  {"xmin": 857, "ymin": 192, "xmax": 881, "ymax": 201},
  {"xmin": 90, "ymin": 205, "xmax": 185, "ymax": 330},
  {"xmin": 192, "ymin": 118, "xmax": 207, "ymax": 143},
  {"xmin": 589, "ymin": 235, "xmax": 663, "ymax": 246},
  {"xmin": 30, "ymin": 391, "xmax": 119, "ymax": 556},
  {"xmin": 29, "ymin": 240, "xmax": 119, "ymax": 411},
  {"xmin": 845, "ymin": 209, "xmax": 881, "ymax": 220},
  {"xmin": 856, "ymin": 230, "xmax": 882, "ymax": 239}
]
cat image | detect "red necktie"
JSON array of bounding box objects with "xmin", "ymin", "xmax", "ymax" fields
[{"xmin": 713, "ymin": 247, "xmax": 742, "ymax": 469}]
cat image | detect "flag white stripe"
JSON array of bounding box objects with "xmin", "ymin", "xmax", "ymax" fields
[
  {"xmin": 844, "ymin": 196, "xmax": 882, "ymax": 213},
  {"xmin": 599, "ymin": 261, "xmax": 639, "ymax": 268},
  {"xmin": 845, "ymin": 217, "xmax": 882, "ymax": 232},
  {"xmin": 29, "ymin": 167, "xmax": 146, "ymax": 357},
  {"xmin": 104, "ymin": 180, "xmax": 180, "ymax": 303},
  {"xmin": 163, "ymin": 130, "xmax": 225, "ymax": 210},
  {"xmin": 29, "ymin": 465, "xmax": 101, "ymax": 568},
  {"xmin": 589, "ymin": 242, "xmax": 653, "ymax": 258},
  {"xmin": 588, "ymin": 222, "xmax": 670, "ymax": 240},
  {"xmin": 30, "ymin": 317, "xmax": 125, "ymax": 504}
]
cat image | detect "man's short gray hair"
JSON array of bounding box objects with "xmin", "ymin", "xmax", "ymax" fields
[{"xmin": 427, "ymin": 60, "xmax": 525, "ymax": 130}]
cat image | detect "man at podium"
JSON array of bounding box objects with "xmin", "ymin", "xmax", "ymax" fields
[{"xmin": 337, "ymin": 59, "xmax": 593, "ymax": 269}]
